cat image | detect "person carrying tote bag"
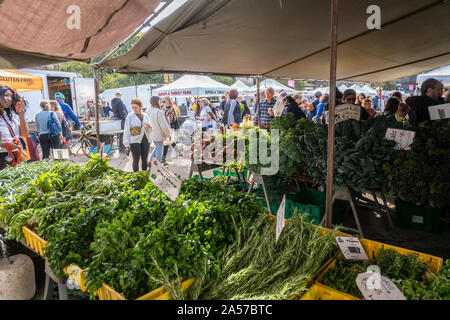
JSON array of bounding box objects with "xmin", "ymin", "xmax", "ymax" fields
[{"xmin": 35, "ymin": 100, "xmax": 63, "ymax": 159}]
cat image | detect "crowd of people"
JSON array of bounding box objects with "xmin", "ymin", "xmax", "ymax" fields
[{"xmin": 0, "ymin": 77, "xmax": 448, "ymax": 172}]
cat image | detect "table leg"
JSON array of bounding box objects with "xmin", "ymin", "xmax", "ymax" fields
[
  {"xmin": 261, "ymin": 180, "xmax": 272, "ymax": 215},
  {"xmin": 349, "ymin": 189, "xmax": 364, "ymax": 237},
  {"xmin": 381, "ymin": 192, "xmax": 395, "ymax": 230}
]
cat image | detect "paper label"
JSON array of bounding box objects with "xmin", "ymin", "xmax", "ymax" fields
[
  {"xmin": 428, "ymin": 103, "xmax": 450, "ymax": 120},
  {"xmin": 165, "ymin": 160, "xmax": 193, "ymax": 180},
  {"xmin": 275, "ymin": 195, "xmax": 286, "ymax": 242},
  {"xmin": 385, "ymin": 128, "xmax": 416, "ymax": 150},
  {"xmin": 336, "ymin": 237, "xmax": 369, "ymax": 260},
  {"xmin": 273, "ymin": 99, "xmax": 285, "ymax": 117},
  {"xmin": 149, "ymin": 160, "xmax": 182, "ymax": 201},
  {"xmin": 412, "ymin": 215, "xmax": 423, "ymax": 224},
  {"xmin": 52, "ymin": 149, "xmax": 70, "ymax": 160},
  {"xmin": 356, "ymin": 267, "xmax": 406, "ymax": 300},
  {"xmin": 335, "ymin": 104, "xmax": 361, "ymax": 123}
]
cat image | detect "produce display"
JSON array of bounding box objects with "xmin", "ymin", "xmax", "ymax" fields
[
  {"xmin": 0, "ymin": 156, "xmax": 267, "ymax": 300},
  {"xmin": 320, "ymin": 247, "xmax": 440, "ymax": 299},
  {"xmin": 382, "ymin": 120, "xmax": 450, "ymax": 208},
  {"xmin": 188, "ymin": 214, "xmax": 340, "ymax": 300}
]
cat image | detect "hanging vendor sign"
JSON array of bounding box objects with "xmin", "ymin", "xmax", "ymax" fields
[
  {"xmin": 335, "ymin": 104, "xmax": 361, "ymax": 123},
  {"xmin": 385, "ymin": 128, "xmax": 415, "ymax": 150},
  {"xmin": 428, "ymin": 103, "xmax": 450, "ymax": 120}
]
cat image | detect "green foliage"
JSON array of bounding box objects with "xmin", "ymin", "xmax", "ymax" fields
[{"xmin": 382, "ymin": 120, "xmax": 450, "ymax": 207}]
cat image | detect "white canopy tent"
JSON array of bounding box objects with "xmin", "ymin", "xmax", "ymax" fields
[
  {"xmin": 153, "ymin": 74, "xmax": 230, "ymax": 98},
  {"xmin": 245, "ymin": 79, "xmax": 297, "ymax": 95},
  {"xmin": 349, "ymin": 84, "xmax": 366, "ymax": 94},
  {"xmin": 416, "ymin": 65, "xmax": 450, "ymax": 86},
  {"xmin": 362, "ymin": 84, "xmax": 377, "ymax": 95},
  {"xmin": 338, "ymin": 85, "xmax": 349, "ymax": 92},
  {"xmin": 231, "ymin": 80, "xmax": 250, "ymax": 91}
]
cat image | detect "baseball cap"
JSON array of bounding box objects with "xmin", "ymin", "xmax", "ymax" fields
[
  {"xmin": 54, "ymin": 92, "xmax": 65, "ymax": 99},
  {"xmin": 314, "ymin": 91, "xmax": 322, "ymax": 97}
]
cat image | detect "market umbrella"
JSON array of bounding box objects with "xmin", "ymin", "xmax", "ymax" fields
[{"xmin": 0, "ymin": 69, "xmax": 43, "ymax": 92}]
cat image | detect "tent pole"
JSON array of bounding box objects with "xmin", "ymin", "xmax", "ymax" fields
[
  {"xmin": 93, "ymin": 65, "xmax": 101, "ymax": 153},
  {"xmin": 326, "ymin": 0, "xmax": 339, "ymax": 229},
  {"xmin": 257, "ymin": 77, "xmax": 261, "ymax": 128}
]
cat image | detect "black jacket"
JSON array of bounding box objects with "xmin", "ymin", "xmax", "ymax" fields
[
  {"xmin": 405, "ymin": 95, "xmax": 437, "ymax": 127},
  {"xmin": 284, "ymin": 102, "xmax": 306, "ymax": 120},
  {"xmin": 111, "ymin": 98, "xmax": 128, "ymax": 120},
  {"xmin": 222, "ymin": 99, "xmax": 243, "ymax": 125}
]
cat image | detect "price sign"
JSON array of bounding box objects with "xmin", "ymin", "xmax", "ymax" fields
[
  {"xmin": 335, "ymin": 104, "xmax": 361, "ymax": 123},
  {"xmin": 428, "ymin": 103, "xmax": 450, "ymax": 120},
  {"xmin": 52, "ymin": 149, "xmax": 70, "ymax": 160},
  {"xmin": 335, "ymin": 237, "xmax": 368, "ymax": 260},
  {"xmin": 385, "ymin": 128, "xmax": 415, "ymax": 150},
  {"xmin": 165, "ymin": 160, "xmax": 193, "ymax": 180},
  {"xmin": 273, "ymin": 99, "xmax": 285, "ymax": 117},
  {"xmin": 149, "ymin": 160, "xmax": 182, "ymax": 201},
  {"xmin": 275, "ymin": 195, "xmax": 286, "ymax": 242},
  {"xmin": 356, "ymin": 266, "xmax": 406, "ymax": 300}
]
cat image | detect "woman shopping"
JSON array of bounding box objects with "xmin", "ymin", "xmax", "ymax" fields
[
  {"xmin": 123, "ymin": 99, "xmax": 152, "ymax": 172},
  {"xmin": 161, "ymin": 96, "xmax": 180, "ymax": 162},
  {"xmin": 35, "ymin": 100, "xmax": 63, "ymax": 159},
  {"xmin": 0, "ymin": 85, "xmax": 29, "ymax": 166}
]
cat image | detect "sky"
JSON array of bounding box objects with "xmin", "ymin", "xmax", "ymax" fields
[{"xmin": 142, "ymin": 0, "xmax": 188, "ymax": 32}]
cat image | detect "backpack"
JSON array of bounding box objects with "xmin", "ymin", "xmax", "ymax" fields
[
  {"xmin": 47, "ymin": 111, "xmax": 62, "ymax": 137},
  {"xmin": 61, "ymin": 116, "xmax": 72, "ymax": 138}
]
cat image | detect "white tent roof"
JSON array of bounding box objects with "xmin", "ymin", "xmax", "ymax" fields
[
  {"xmin": 362, "ymin": 84, "xmax": 377, "ymax": 94},
  {"xmin": 313, "ymin": 87, "xmax": 329, "ymax": 94},
  {"xmin": 416, "ymin": 65, "xmax": 450, "ymax": 86},
  {"xmin": 245, "ymin": 79, "xmax": 297, "ymax": 94},
  {"xmin": 231, "ymin": 80, "xmax": 250, "ymax": 90},
  {"xmin": 338, "ymin": 85, "xmax": 349, "ymax": 92},
  {"xmin": 349, "ymin": 84, "xmax": 366, "ymax": 93},
  {"xmin": 153, "ymin": 74, "xmax": 230, "ymax": 96}
]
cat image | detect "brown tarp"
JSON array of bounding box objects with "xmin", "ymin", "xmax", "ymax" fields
[
  {"xmin": 101, "ymin": 0, "xmax": 450, "ymax": 82},
  {"xmin": 0, "ymin": 0, "xmax": 161, "ymax": 68}
]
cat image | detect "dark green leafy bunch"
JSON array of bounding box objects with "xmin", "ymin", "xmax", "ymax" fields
[
  {"xmin": 382, "ymin": 119, "xmax": 450, "ymax": 207},
  {"xmin": 321, "ymin": 247, "xmax": 430, "ymax": 299},
  {"xmin": 299, "ymin": 117, "xmax": 399, "ymax": 192}
]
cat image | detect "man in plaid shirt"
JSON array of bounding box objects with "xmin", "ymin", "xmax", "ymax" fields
[{"xmin": 253, "ymin": 87, "xmax": 276, "ymax": 128}]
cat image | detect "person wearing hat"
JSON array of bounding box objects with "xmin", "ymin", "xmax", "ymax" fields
[
  {"xmin": 322, "ymin": 88, "xmax": 343, "ymax": 124},
  {"xmin": 343, "ymin": 89, "xmax": 371, "ymax": 121},
  {"xmin": 306, "ymin": 91, "xmax": 322, "ymax": 120},
  {"xmin": 111, "ymin": 91, "xmax": 129, "ymax": 153},
  {"xmin": 54, "ymin": 92, "xmax": 82, "ymax": 129}
]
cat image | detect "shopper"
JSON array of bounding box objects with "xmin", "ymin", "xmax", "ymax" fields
[
  {"xmin": 203, "ymin": 111, "xmax": 219, "ymax": 131},
  {"xmin": 371, "ymin": 87, "xmax": 386, "ymax": 112},
  {"xmin": 313, "ymin": 94, "xmax": 329, "ymax": 123},
  {"xmin": 0, "ymin": 85, "xmax": 29, "ymax": 158},
  {"xmin": 197, "ymin": 98, "xmax": 215, "ymax": 131},
  {"xmin": 394, "ymin": 103, "xmax": 411, "ymax": 126},
  {"xmin": 123, "ymin": 99, "xmax": 151, "ymax": 172},
  {"xmin": 391, "ymin": 91, "xmax": 403, "ymax": 102},
  {"xmin": 145, "ymin": 96, "xmax": 171, "ymax": 164},
  {"xmin": 35, "ymin": 100, "xmax": 63, "ymax": 159},
  {"xmin": 343, "ymin": 89, "xmax": 371, "ymax": 121},
  {"xmin": 161, "ymin": 96, "xmax": 181, "ymax": 163},
  {"xmin": 54, "ymin": 93, "xmax": 82, "ymax": 129},
  {"xmin": 111, "ymin": 91, "xmax": 129, "ymax": 153},
  {"xmin": 383, "ymin": 97, "xmax": 400, "ymax": 116},
  {"xmin": 356, "ymin": 93, "xmax": 366, "ymax": 106},
  {"xmin": 362, "ymin": 98, "xmax": 376, "ymax": 118},
  {"xmin": 282, "ymin": 95, "xmax": 306, "ymax": 120},
  {"xmin": 222, "ymin": 89, "xmax": 243, "ymax": 127},
  {"xmin": 102, "ymin": 100, "xmax": 113, "ymax": 118},
  {"xmin": 405, "ymin": 78, "xmax": 444, "ymax": 126},
  {"xmin": 253, "ymin": 87, "xmax": 275, "ymax": 129},
  {"xmin": 50, "ymin": 100, "xmax": 72, "ymax": 155}
]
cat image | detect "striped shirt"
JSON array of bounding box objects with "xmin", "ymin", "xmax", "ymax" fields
[{"xmin": 253, "ymin": 98, "xmax": 276, "ymax": 127}]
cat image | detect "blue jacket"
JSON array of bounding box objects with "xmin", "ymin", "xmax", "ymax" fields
[{"xmin": 58, "ymin": 101, "xmax": 81, "ymax": 128}]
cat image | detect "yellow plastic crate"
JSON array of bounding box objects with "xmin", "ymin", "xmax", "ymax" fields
[
  {"xmin": 22, "ymin": 226, "xmax": 49, "ymax": 257},
  {"xmin": 96, "ymin": 278, "xmax": 195, "ymax": 300},
  {"xmin": 64, "ymin": 265, "xmax": 88, "ymax": 292},
  {"xmin": 315, "ymin": 238, "xmax": 444, "ymax": 300},
  {"xmin": 300, "ymin": 282, "xmax": 359, "ymax": 300}
]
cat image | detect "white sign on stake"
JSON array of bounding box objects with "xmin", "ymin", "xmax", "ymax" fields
[
  {"xmin": 385, "ymin": 128, "xmax": 416, "ymax": 150},
  {"xmin": 165, "ymin": 160, "xmax": 193, "ymax": 180},
  {"xmin": 149, "ymin": 160, "xmax": 182, "ymax": 201},
  {"xmin": 275, "ymin": 195, "xmax": 286, "ymax": 242},
  {"xmin": 335, "ymin": 104, "xmax": 361, "ymax": 124},
  {"xmin": 52, "ymin": 149, "xmax": 70, "ymax": 160},
  {"xmin": 356, "ymin": 266, "xmax": 406, "ymax": 300},
  {"xmin": 428, "ymin": 103, "xmax": 450, "ymax": 120},
  {"xmin": 335, "ymin": 236, "xmax": 369, "ymax": 260}
]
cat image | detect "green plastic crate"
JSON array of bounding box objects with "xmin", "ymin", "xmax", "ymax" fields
[
  {"xmin": 193, "ymin": 175, "xmax": 213, "ymax": 182},
  {"xmin": 395, "ymin": 199, "xmax": 442, "ymax": 233},
  {"xmin": 255, "ymin": 197, "xmax": 293, "ymax": 219},
  {"xmin": 288, "ymin": 188, "xmax": 344, "ymax": 225}
]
